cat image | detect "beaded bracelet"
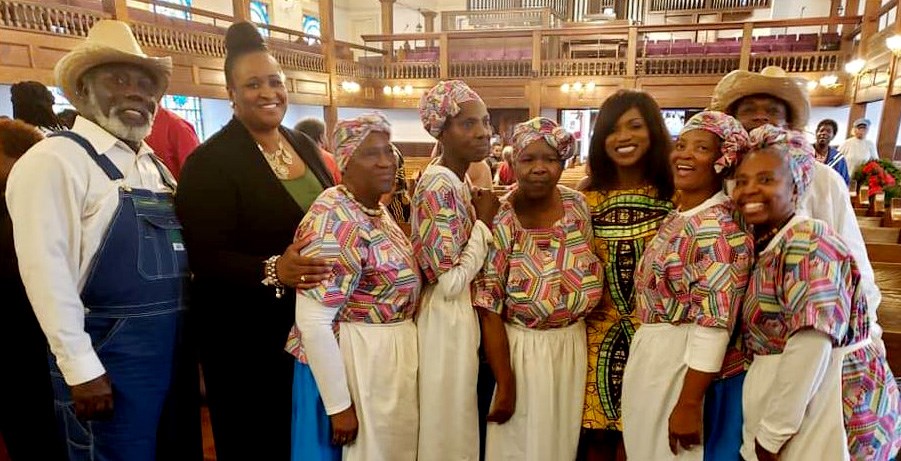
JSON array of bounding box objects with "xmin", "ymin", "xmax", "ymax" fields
[{"xmin": 262, "ymin": 255, "xmax": 285, "ymax": 299}]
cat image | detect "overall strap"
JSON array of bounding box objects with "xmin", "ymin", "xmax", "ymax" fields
[
  {"xmin": 49, "ymin": 131, "xmax": 124, "ymax": 181},
  {"xmin": 148, "ymin": 153, "xmax": 177, "ymax": 191}
]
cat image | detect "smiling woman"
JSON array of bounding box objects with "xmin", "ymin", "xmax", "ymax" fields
[{"xmin": 175, "ymin": 21, "xmax": 337, "ymax": 460}]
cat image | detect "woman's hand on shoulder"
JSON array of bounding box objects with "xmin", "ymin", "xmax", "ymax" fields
[{"xmin": 277, "ymin": 240, "xmax": 333, "ymax": 289}]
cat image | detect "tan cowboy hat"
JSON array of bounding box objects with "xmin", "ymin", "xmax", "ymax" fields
[
  {"xmin": 54, "ymin": 20, "xmax": 172, "ymax": 102},
  {"xmin": 710, "ymin": 66, "xmax": 810, "ymax": 131}
]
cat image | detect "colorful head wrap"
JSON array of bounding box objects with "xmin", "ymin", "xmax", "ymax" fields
[
  {"xmin": 746, "ymin": 124, "xmax": 815, "ymax": 203},
  {"xmin": 680, "ymin": 111, "xmax": 750, "ymax": 174},
  {"xmin": 419, "ymin": 80, "xmax": 484, "ymax": 138},
  {"xmin": 511, "ymin": 117, "xmax": 575, "ymax": 162},
  {"xmin": 332, "ymin": 112, "xmax": 392, "ymax": 172}
]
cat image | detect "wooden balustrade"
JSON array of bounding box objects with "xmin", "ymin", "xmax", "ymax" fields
[
  {"xmin": 749, "ymin": 51, "xmax": 843, "ymax": 73},
  {"xmin": 638, "ymin": 55, "xmax": 740, "ymax": 76},
  {"xmin": 649, "ymin": 0, "xmax": 769, "ymax": 13},
  {"xmin": 366, "ymin": 61, "xmax": 440, "ymax": 79},
  {"xmin": 450, "ymin": 59, "xmax": 532, "ymax": 78},
  {"xmin": 466, "ymin": 0, "xmax": 568, "ymax": 21},
  {"xmin": 336, "ymin": 59, "xmax": 365, "ymax": 78},
  {"xmin": 0, "ymin": 0, "xmax": 108, "ymax": 37},
  {"xmin": 541, "ymin": 58, "xmax": 625, "ymax": 77}
]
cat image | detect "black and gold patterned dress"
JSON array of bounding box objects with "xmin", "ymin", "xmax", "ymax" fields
[{"xmin": 581, "ymin": 185, "xmax": 672, "ymax": 431}]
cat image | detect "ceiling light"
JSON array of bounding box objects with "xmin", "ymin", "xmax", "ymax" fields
[
  {"xmin": 404, "ymin": 84, "xmax": 413, "ymax": 95},
  {"xmin": 572, "ymin": 82, "xmax": 583, "ymax": 92},
  {"xmin": 561, "ymin": 83, "xmax": 570, "ymax": 93},
  {"xmin": 383, "ymin": 86, "xmax": 392, "ymax": 95},
  {"xmin": 819, "ymin": 74, "xmax": 840, "ymax": 88},
  {"xmin": 887, "ymin": 35, "xmax": 901, "ymax": 55},
  {"xmin": 585, "ymin": 81, "xmax": 596, "ymax": 92},
  {"xmin": 845, "ymin": 58, "xmax": 866, "ymax": 75},
  {"xmin": 393, "ymin": 85, "xmax": 402, "ymax": 95},
  {"xmin": 806, "ymin": 80, "xmax": 818, "ymax": 91}
]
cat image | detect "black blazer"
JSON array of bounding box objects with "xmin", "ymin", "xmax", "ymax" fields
[{"xmin": 175, "ymin": 118, "xmax": 334, "ymax": 348}]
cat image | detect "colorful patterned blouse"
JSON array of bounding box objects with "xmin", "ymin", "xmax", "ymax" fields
[
  {"xmin": 473, "ymin": 186, "xmax": 603, "ymax": 329},
  {"xmin": 286, "ymin": 186, "xmax": 422, "ymax": 361},
  {"xmin": 743, "ymin": 217, "xmax": 868, "ymax": 356},
  {"xmin": 635, "ymin": 193, "xmax": 752, "ymax": 328},
  {"xmin": 411, "ymin": 164, "xmax": 476, "ymax": 284},
  {"xmin": 634, "ymin": 193, "xmax": 753, "ymax": 377}
]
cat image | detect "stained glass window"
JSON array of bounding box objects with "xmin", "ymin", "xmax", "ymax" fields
[
  {"xmin": 161, "ymin": 94, "xmax": 205, "ymax": 140},
  {"xmin": 303, "ymin": 14, "xmax": 321, "ymax": 45},
  {"xmin": 250, "ymin": 1, "xmax": 271, "ymax": 37},
  {"xmin": 153, "ymin": 0, "xmax": 192, "ymax": 20}
]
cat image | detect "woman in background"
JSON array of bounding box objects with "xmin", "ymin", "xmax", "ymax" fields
[
  {"xmin": 577, "ymin": 89, "xmax": 675, "ymax": 461},
  {"xmin": 10, "ymin": 81, "xmax": 66, "ymax": 134}
]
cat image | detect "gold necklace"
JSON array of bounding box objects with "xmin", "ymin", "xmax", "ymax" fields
[
  {"xmin": 338, "ymin": 185, "xmax": 383, "ymax": 217},
  {"xmin": 258, "ymin": 138, "xmax": 293, "ymax": 180}
]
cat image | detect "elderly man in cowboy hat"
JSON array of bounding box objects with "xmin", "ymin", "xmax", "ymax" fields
[
  {"xmin": 5, "ymin": 20, "xmax": 190, "ymax": 461},
  {"xmin": 711, "ymin": 65, "xmax": 887, "ymax": 456}
]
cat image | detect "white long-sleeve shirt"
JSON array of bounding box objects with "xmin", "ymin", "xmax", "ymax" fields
[
  {"xmin": 838, "ymin": 137, "xmax": 878, "ymax": 177},
  {"xmin": 5, "ymin": 116, "xmax": 173, "ymax": 386},
  {"xmin": 799, "ymin": 162, "xmax": 883, "ymax": 346}
]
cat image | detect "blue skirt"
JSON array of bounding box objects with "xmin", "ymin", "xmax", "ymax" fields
[
  {"xmin": 703, "ymin": 371, "xmax": 745, "ymax": 461},
  {"xmin": 291, "ymin": 361, "xmax": 342, "ymax": 461}
]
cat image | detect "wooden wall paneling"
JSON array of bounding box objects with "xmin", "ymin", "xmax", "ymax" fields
[
  {"xmin": 637, "ymin": 76, "xmax": 723, "ymax": 108},
  {"xmin": 468, "ymin": 80, "xmax": 531, "ymax": 108}
]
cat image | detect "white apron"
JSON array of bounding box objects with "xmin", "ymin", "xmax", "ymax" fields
[
  {"xmin": 417, "ymin": 283, "xmax": 482, "ymax": 461},
  {"xmin": 340, "ymin": 320, "xmax": 419, "ymax": 461},
  {"xmin": 485, "ymin": 321, "xmax": 587, "ymax": 461},
  {"xmin": 740, "ymin": 339, "xmax": 871, "ymax": 461},
  {"xmin": 622, "ymin": 323, "xmax": 703, "ymax": 461}
]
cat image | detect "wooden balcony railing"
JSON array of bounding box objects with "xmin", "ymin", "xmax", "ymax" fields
[
  {"xmin": 0, "ymin": 0, "xmax": 109, "ymax": 37},
  {"xmin": 441, "ymin": 8, "xmax": 560, "ymax": 31},
  {"xmin": 541, "ymin": 58, "xmax": 625, "ymax": 77},
  {"xmin": 466, "ymin": 0, "xmax": 569, "ymax": 21},
  {"xmin": 749, "ymin": 51, "xmax": 843, "ymax": 74},
  {"xmin": 638, "ymin": 55, "xmax": 740, "ymax": 76},
  {"xmin": 450, "ymin": 59, "xmax": 532, "ymax": 78},
  {"xmin": 364, "ymin": 61, "xmax": 441, "ymax": 79},
  {"xmin": 649, "ymin": 0, "xmax": 769, "ymax": 13}
]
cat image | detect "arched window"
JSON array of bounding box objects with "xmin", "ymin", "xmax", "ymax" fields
[
  {"xmin": 154, "ymin": 0, "xmax": 192, "ymax": 20},
  {"xmin": 250, "ymin": 1, "xmax": 271, "ymax": 37}
]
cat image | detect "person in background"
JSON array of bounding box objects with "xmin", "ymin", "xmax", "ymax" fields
[
  {"xmin": 475, "ymin": 117, "xmax": 603, "ymax": 460},
  {"xmin": 622, "ymin": 111, "xmax": 752, "ymax": 461},
  {"xmin": 414, "ymin": 80, "xmax": 501, "ymax": 461},
  {"xmin": 145, "ymin": 106, "xmax": 201, "ymax": 180},
  {"xmin": 734, "ymin": 125, "xmax": 900, "ymax": 461},
  {"xmin": 494, "ymin": 145, "xmax": 516, "ymax": 186},
  {"xmin": 486, "ymin": 139, "xmax": 502, "ymax": 176},
  {"xmin": 6, "ymin": 20, "xmax": 189, "ymax": 461},
  {"xmin": 577, "ymin": 89, "xmax": 675, "ymax": 461},
  {"xmin": 291, "ymin": 113, "xmax": 421, "ymax": 460},
  {"xmin": 839, "ymin": 118, "xmax": 879, "ymax": 176},
  {"xmin": 813, "ymin": 119, "xmax": 849, "ymax": 185},
  {"xmin": 0, "ymin": 119, "xmax": 66, "ymax": 461},
  {"xmin": 10, "ymin": 81, "xmax": 66, "ymax": 133},
  {"xmin": 175, "ymin": 22, "xmax": 335, "ymax": 460},
  {"xmin": 295, "ymin": 117, "xmax": 342, "ymax": 183}
]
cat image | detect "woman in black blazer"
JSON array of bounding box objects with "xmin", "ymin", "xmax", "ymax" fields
[{"xmin": 175, "ymin": 23, "xmax": 335, "ymax": 460}]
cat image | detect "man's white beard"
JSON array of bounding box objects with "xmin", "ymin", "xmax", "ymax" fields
[{"xmin": 85, "ymin": 93, "xmax": 155, "ymax": 143}]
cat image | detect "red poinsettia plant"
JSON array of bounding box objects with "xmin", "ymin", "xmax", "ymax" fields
[{"xmin": 853, "ymin": 159, "xmax": 901, "ymax": 199}]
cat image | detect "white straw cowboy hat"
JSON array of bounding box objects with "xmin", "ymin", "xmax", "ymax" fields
[
  {"xmin": 54, "ymin": 20, "xmax": 172, "ymax": 101},
  {"xmin": 710, "ymin": 66, "xmax": 810, "ymax": 131}
]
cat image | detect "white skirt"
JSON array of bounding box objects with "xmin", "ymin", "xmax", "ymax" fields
[
  {"xmin": 340, "ymin": 321, "xmax": 419, "ymax": 461},
  {"xmin": 739, "ymin": 340, "xmax": 869, "ymax": 461},
  {"xmin": 485, "ymin": 321, "xmax": 587, "ymax": 461},
  {"xmin": 417, "ymin": 283, "xmax": 482, "ymax": 461},
  {"xmin": 622, "ymin": 323, "xmax": 703, "ymax": 461}
]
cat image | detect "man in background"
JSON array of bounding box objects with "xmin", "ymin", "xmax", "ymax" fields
[{"xmin": 839, "ymin": 117, "xmax": 879, "ymax": 176}]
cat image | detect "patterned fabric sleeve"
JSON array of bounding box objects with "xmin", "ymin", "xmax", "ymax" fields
[
  {"xmin": 570, "ymin": 190, "xmax": 597, "ymax": 255},
  {"xmin": 414, "ymin": 176, "xmax": 466, "ymax": 282},
  {"xmin": 780, "ymin": 227, "xmax": 852, "ymax": 344},
  {"xmin": 472, "ymin": 207, "xmax": 513, "ymax": 315},
  {"xmin": 295, "ymin": 200, "xmax": 366, "ymax": 310},
  {"xmin": 687, "ymin": 214, "xmax": 753, "ymax": 329}
]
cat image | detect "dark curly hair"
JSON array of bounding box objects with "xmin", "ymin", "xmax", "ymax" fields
[
  {"xmin": 0, "ymin": 118, "xmax": 44, "ymax": 159},
  {"xmin": 11, "ymin": 81, "xmax": 65, "ymax": 131},
  {"xmin": 585, "ymin": 90, "xmax": 674, "ymax": 199}
]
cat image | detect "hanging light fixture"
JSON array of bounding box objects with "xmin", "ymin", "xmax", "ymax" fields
[
  {"xmin": 845, "ymin": 58, "xmax": 866, "ymax": 75},
  {"xmin": 887, "ymin": 35, "xmax": 901, "ymax": 56},
  {"xmin": 383, "ymin": 85, "xmax": 392, "ymax": 95}
]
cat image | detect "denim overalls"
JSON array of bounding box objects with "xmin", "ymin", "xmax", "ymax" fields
[{"xmin": 46, "ymin": 131, "xmax": 188, "ymax": 461}]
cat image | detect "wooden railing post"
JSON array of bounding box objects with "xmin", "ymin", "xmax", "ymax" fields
[
  {"xmin": 439, "ymin": 33, "xmax": 449, "ymax": 79},
  {"xmin": 232, "ymin": 0, "xmax": 249, "ymax": 21},
  {"xmin": 319, "ymin": 0, "xmax": 338, "ymax": 135},
  {"xmin": 739, "ymin": 22, "xmax": 753, "ymax": 70},
  {"xmin": 101, "ymin": 0, "xmax": 128, "ymax": 21},
  {"xmin": 380, "ymin": 0, "xmax": 396, "ymax": 53},
  {"xmin": 422, "ymin": 9, "xmax": 437, "ymax": 46},
  {"xmin": 877, "ymin": 7, "xmax": 901, "ymax": 158},
  {"xmin": 626, "ymin": 25, "xmax": 637, "ymax": 85},
  {"xmin": 532, "ymin": 30, "xmax": 542, "ymax": 76}
]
